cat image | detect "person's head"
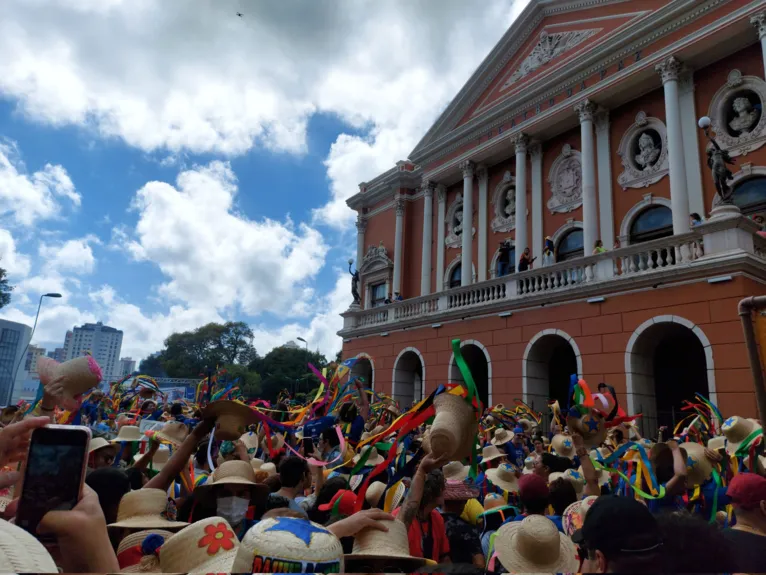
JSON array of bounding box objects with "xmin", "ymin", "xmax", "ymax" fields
[
  {"xmin": 125, "ymin": 466, "xmax": 148, "ymax": 490},
  {"xmin": 170, "ymin": 403, "xmax": 183, "ymax": 417},
  {"xmin": 597, "ymin": 383, "xmax": 607, "ymax": 392},
  {"xmin": 533, "ymin": 438, "xmax": 544, "ymax": 454},
  {"xmin": 656, "ymin": 511, "xmax": 735, "ymax": 573},
  {"xmin": 595, "ymin": 239, "xmax": 602, "ymax": 248},
  {"xmin": 421, "ymin": 469, "xmax": 446, "ymax": 514},
  {"xmin": 523, "ymin": 247, "xmax": 530, "ymax": 255},
  {"xmin": 140, "ymin": 400, "xmax": 156, "ymax": 414},
  {"xmin": 278, "ymin": 456, "xmax": 309, "ymax": 490},
  {"xmin": 727, "ymin": 472, "xmax": 766, "ymax": 530},
  {"xmin": 307, "ymin": 477, "xmax": 347, "ymax": 524},
  {"xmin": 318, "ymin": 427, "xmax": 340, "ymax": 454},
  {"xmin": 90, "ymin": 445, "xmax": 118, "ymax": 470},
  {"xmin": 548, "ymin": 477, "xmax": 577, "ymax": 516},
  {"xmin": 534, "ymin": 452, "xmax": 568, "ymax": 479},
  {"xmin": 339, "ymin": 402, "xmax": 358, "ymax": 423},
  {"xmin": 85, "ymin": 468, "xmax": 131, "ymax": 524},
  {"xmin": 574, "ymin": 496, "xmax": 663, "ymax": 573},
  {"xmin": 690, "ymin": 212, "xmax": 702, "ymax": 223},
  {"xmin": 518, "ymin": 474, "xmax": 549, "ymax": 515}
]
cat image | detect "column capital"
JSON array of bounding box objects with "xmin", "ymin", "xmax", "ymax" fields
[
  {"xmin": 476, "ymin": 164, "xmax": 489, "ymax": 184},
  {"xmin": 574, "ymin": 98, "xmax": 597, "ymax": 123},
  {"xmin": 355, "ymin": 215, "xmax": 367, "ymax": 233},
  {"xmin": 436, "ymin": 184, "xmax": 447, "ymax": 204},
  {"xmin": 656, "ymin": 56, "xmax": 683, "ymax": 84},
  {"xmin": 678, "ymin": 69, "xmax": 695, "ymax": 96},
  {"xmin": 528, "ymin": 142, "xmax": 543, "ymax": 160},
  {"xmin": 459, "ymin": 160, "xmax": 475, "ymax": 179},
  {"xmin": 420, "ymin": 179, "xmax": 435, "ymax": 198},
  {"xmin": 394, "ymin": 195, "xmax": 406, "ymax": 216},
  {"xmin": 594, "ymin": 108, "xmax": 610, "ymax": 134},
  {"xmin": 511, "ymin": 133, "xmax": 529, "ymax": 154},
  {"xmin": 751, "ymin": 13, "xmax": 766, "ymax": 40}
]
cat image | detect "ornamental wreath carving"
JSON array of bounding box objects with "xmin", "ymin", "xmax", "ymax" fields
[
  {"xmin": 547, "ymin": 144, "xmax": 583, "ymax": 214},
  {"xmin": 491, "ymin": 170, "xmax": 516, "ymax": 233},
  {"xmin": 445, "ymin": 192, "xmax": 475, "ymax": 248},
  {"xmin": 706, "ymin": 69, "xmax": 766, "ymax": 157},
  {"xmin": 617, "ymin": 111, "xmax": 669, "ymax": 190}
]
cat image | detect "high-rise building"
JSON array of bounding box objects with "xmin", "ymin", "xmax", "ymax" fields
[
  {"xmin": 65, "ymin": 322, "xmax": 123, "ymax": 383},
  {"xmin": 24, "ymin": 345, "xmax": 46, "ymax": 373},
  {"xmin": 119, "ymin": 357, "xmax": 136, "ymax": 376},
  {"xmin": 47, "ymin": 347, "xmax": 67, "ymax": 363},
  {"xmin": 0, "ymin": 319, "xmax": 32, "ymax": 404}
]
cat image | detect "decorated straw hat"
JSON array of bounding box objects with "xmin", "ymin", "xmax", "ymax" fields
[
  {"xmin": 517, "ymin": 418, "xmax": 535, "ymax": 433},
  {"xmin": 481, "ymin": 444, "xmax": 506, "ymax": 463},
  {"xmin": 444, "ymin": 479, "xmax": 480, "ymax": 501},
  {"xmin": 721, "ymin": 416, "xmax": 762, "ymax": 455},
  {"xmin": 159, "ymin": 517, "xmax": 239, "ymax": 573},
  {"xmin": 707, "ymin": 436, "xmax": 726, "ymax": 451},
  {"xmin": 522, "ymin": 455, "xmax": 536, "ymax": 475},
  {"xmin": 231, "ymin": 516, "xmax": 344, "ymax": 573},
  {"xmin": 0, "ymin": 518, "xmax": 58, "ymax": 572},
  {"xmin": 430, "ymin": 390, "xmax": 477, "ymax": 460},
  {"xmin": 360, "ymin": 431, "xmax": 372, "ymax": 441},
  {"xmin": 240, "ymin": 432, "xmax": 260, "ymax": 452},
  {"xmin": 560, "ymin": 468, "xmax": 585, "ymax": 494},
  {"xmin": 483, "ymin": 492, "xmax": 505, "ymax": 511},
  {"xmin": 443, "ymin": 461, "xmax": 470, "ymax": 481},
  {"xmin": 111, "ymin": 425, "xmax": 146, "ymax": 443},
  {"xmin": 116, "ymin": 529, "xmax": 173, "ymax": 572},
  {"xmin": 486, "ymin": 462, "xmax": 520, "ymax": 493},
  {"xmin": 551, "ymin": 434, "xmax": 576, "ymax": 459},
  {"xmin": 352, "ymin": 445, "xmax": 385, "ymax": 466},
  {"xmin": 89, "ymin": 436, "xmax": 118, "ymax": 455},
  {"xmin": 37, "ymin": 355, "xmax": 102, "ymax": 409},
  {"xmin": 566, "ymin": 410, "xmax": 607, "ymax": 448},
  {"xmin": 682, "ymin": 442, "xmax": 713, "ymax": 487},
  {"xmin": 108, "ymin": 488, "xmax": 189, "ymax": 529},
  {"xmin": 491, "ymin": 428, "xmax": 514, "ymax": 446},
  {"xmin": 261, "ymin": 433, "xmax": 286, "ymax": 453},
  {"xmin": 579, "ymin": 462, "xmax": 610, "ymax": 486},
  {"xmin": 344, "ymin": 519, "xmax": 433, "ymax": 572},
  {"xmin": 203, "ymin": 400, "xmax": 258, "ymax": 441},
  {"xmin": 365, "ymin": 481, "xmax": 406, "ymax": 510},
  {"xmin": 151, "ymin": 421, "xmax": 189, "ymax": 447},
  {"xmin": 562, "ymin": 495, "xmax": 598, "ymax": 537},
  {"xmin": 133, "ymin": 446, "xmax": 171, "ymax": 471},
  {"xmin": 494, "ymin": 515, "xmax": 578, "ymax": 573},
  {"xmin": 349, "ymin": 474, "xmax": 365, "ymax": 492},
  {"xmin": 195, "ymin": 460, "xmax": 269, "ymax": 498}
]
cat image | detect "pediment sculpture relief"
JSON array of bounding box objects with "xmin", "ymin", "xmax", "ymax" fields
[
  {"xmin": 547, "ymin": 144, "xmax": 582, "ymax": 214},
  {"xmin": 617, "ymin": 112, "xmax": 669, "ymax": 190}
]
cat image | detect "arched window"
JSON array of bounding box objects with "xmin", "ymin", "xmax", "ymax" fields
[
  {"xmin": 629, "ymin": 205, "xmax": 673, "ymax": 244},
  {"xmin": 556, "ymin": 229, "xmax": 584, "ymax": 262},
  {"xmin": 732, "ymin": 177, "xmax": 766, "ymax": 216},
  {"xmin": 449, "ymin": 265, "xmax": 462, "ymax": 289}
]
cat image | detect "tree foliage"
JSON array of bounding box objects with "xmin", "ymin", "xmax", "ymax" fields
[
  {"xmin": 0, "ymin": 263, "xmax": 13, "ymax": 310},
  {"xmin": 138, "ymin": 354, "xmax": 165, "ymax": 378},
  {"xmin": 252, "ymin": 346, "xmax": 327, "ymax": 401}
]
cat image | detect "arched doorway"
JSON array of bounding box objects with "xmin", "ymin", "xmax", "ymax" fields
[
  {"xmin": 350, "ymin": 354, "xmax": 374, "ymax": 390},
  {"xmin": 392, "ymin": 348, "xmax": 424, "ymax": 410},
  {"xmin": 523, "ymin": 330, "xmax": 582, "ymax": 427},
  {"xmin": 448, "ymin": 341, "xmax": 491, "ymax": 407},
  {"xmin": 626, "ymin": 317, "xmax": 713, "ymax": 437}
]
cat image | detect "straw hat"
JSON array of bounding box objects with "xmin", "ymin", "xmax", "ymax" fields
[
  {"xmin": 231, "ymin": 516, "xmax": 343, "ymax": 573},
  {"xmin": 491, "ymin": 428, "xmax": 514, "ymax": 446},
  {"xmin": 444, "ymin": 479, "xmax": 480, "ymax": 501},
  {"xmin": 486, "ymin": 462, "xmax": 520, "ymax": 493},
  {"xmin": 551, "ymin": 434, "xmax": 576, "ymax": 459},
  {"xmin": 494, "ymin": 515, "xmax": 578, "ymax": 573},
  {"xmin": 0, "ymin": 519, "xmax": 58, "ymax": 572},
  {"xmin": 566, "ymin": 410, "xmax": 606, "ymax": 448},
  {"xmin": 707, "ymin": 436, "xmax": 726, "ymax": 451},
  {"xmin": 721, "ymin": 416, "xmax": 762, "ymax": 454},
  {"xmin": 365, "ymin": 481, "xmax": 406, "ymax": 510},
  {"xmin": 554, "ymin": 468, "xmax": 585, "ymax": 494},
  {"xmin": 89, "ymin": 436, "xmax": 118, "ymax": 455},
  {"xmin": 483, "ymin": 492, "xmax": 505, "ymax": 511},
  {"xmin": 517, "ymin": 418, "xmax": 535, "ymax": 433},
  {"xmin": 443, "ymin": 461, "xmax": 470, "ymax": 481},
  {"xmin": 352, "ymin": 445, "xmax": 385, "ymax": 466},
  {"xmin": 682, "ymin": 442, "xmax": 713, "ymax": 487},
  {"xmin": 108, "ymin": 488, "xmax": 189, "ymax": 529},
  {"xmin": 195, "ymin": 460, "xmax": 269, "ymax": 499},
  {"xmin": 111, "ymin": 425, "xmax": 146, "ymax": 443},
  {"xmin": 562, "ymin": 495, "xmax": 598, "ymax": 537},
  {"xmin": 344, "ymin": 519, "xmax": 433, "ymax": 572},
  {"xmin": 37, "ymin": 355, "xmax": 102, "ymax": 408},
  {"xmin": 240, "ymin": 432, "xmax": 260, "ymax": 452},
  {"xmin": 579, "ymin": 462, "xmax": 610, "ymax": 486},
  {"xmin": 203, "ymin": 400, "xmax": 258, "ymax": 441},
  {"xmin": 260, "ymin": 462, "xmax": 277, "ymax": 476},
  {"xmin": 152, "ymin": 421, "xmax": 189, "ymax": 447},
  {"xmin": 261, "ymin": 432, "xmax": 286, "ymax": 453},
  {"xmin": 251, "ymin": 457, "xmax": 265, "ymax": 471},
  {"xmin": 430, "ymin": 390, "xmax": 476, "ymax": 460},
  {"xmin": 116, "ymin": 529, "xmax": 173, "ymax": 572},
  {"xmin": 133, "ymin": 446, "xmax": 171, "ymax": 471},
  {"xmin": 522, "ymin": 455, "xmax": 536, "ymax": 474},
  {"xmin": 481, "ymin": 444, "xmax": 506, "ymax": 463},
  {"xmin": 159, "ymin": 517, "xmax": 239, "ymax": 573}
]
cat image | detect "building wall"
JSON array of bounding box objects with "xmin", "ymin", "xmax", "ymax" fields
[
  {"xmin": 0, "ymin": 319, "xmax": 32, "ymax": 404},
  {"xmin": 66, "ymin": 323, "xmax": 124, "ymax": 382}
]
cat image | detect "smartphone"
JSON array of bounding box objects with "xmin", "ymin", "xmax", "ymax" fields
[
  {"xmin": 303, "ymin": 437, "xmax": 314, "ymax": 455},
  {"xmin": 15, "ymin": 425, "xmax": 90, "ymax": 540}
]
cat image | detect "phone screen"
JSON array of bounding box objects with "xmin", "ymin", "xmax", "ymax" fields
[
  {"xmin": 16, "ymin": 427, "xmax": 89, "ymax": 538},
  {"xmin": 303, "ymin": 437, "xmax": 314, "ymax": 455}
]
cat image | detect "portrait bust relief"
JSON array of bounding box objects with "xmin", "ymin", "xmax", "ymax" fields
[
  {"xmin": 491, "ymin": 170, "xmax": 517, "ymax": 233},
  {"xmin": 634, "ymin": 132, "xmax": 660, "ymax": 169},
  {"xmin": 454, "ymin": 209, "xmax": 464, "ymax": 236},
  {"xmin": 617, "ymin": 112, "xmax": 669, "ymax": 190},
  {"xmin": 729, "ymin": 96, "xmax": 759, "ymax": 134},
  {"xmin": 445, "ymin": 192, "xmax": 474, "ymax": 248},
  {"xmin": 707, "ymin": 70, "xmax": 766, "ymax": 157}
]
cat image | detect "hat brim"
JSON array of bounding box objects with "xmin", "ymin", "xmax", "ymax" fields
[
  {"xmin": 344, "ymin": 554, "xmax": 434, "ymax": 572},
  {"xmin": 444, "ymin": 468, "xmax": 470, "ymax": 482},
  {"xmin": 352, "ymin": 455, "xmax": 385, "ymax": 466},
  {"xmin": 485, "ymin": 469, "xmax": 519, "ymax": 493},
  {"xmin": 195, "ymin": 477, "xmax": 270, "ymax": 497},
  {"xmin": 496, "ymin": 522, "xmax": 579, "ymax": 573},
  {"xmin": 481, "ymin": 452, "xmax": 507, "ymax": 462},
  {"xmin": 202, "ymin": 400, "xmax": 258, "ymax": 424},
  {"xmin": 491, "ymin": 435, "xmax": 513, "ymax": 446},
  {"xmin": 108, "ymin": 515, "xmax": 189, "ymax": 529}
]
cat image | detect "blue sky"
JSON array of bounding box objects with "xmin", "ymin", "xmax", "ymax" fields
[{"xmin": 0, "ymin": 0, "xmax": 526, "ymax": 362}]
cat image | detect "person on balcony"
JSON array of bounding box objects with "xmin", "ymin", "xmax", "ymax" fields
[
  {"xmin": 690, "ymin": 213, "xmax": 704, "ymax": 227},
  {"xmin": 542, "ymin": 237, "xmax": 555, "ymax": 266},
  {"xmin": 394, "ymin": 292, "xmax": 403, "ymax": 301},
  {"xmin": 518, "ymin": 248, "xmax": 536, "ymax": 272},
  {"xmin": 592, "ymin": 240, "xmax": 607, "ymax": 255},
  {"xmin": 384, "ymin": 293, "xmax": 393, "ymax": 304},
  {"xmin": 497, "ymin": 241, "xmax": 512, "ymax": 276}
]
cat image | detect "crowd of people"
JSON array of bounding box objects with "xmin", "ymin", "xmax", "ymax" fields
[{"xmin": 0, "ymin": 351, "xmax": 763, "ymax": 573}]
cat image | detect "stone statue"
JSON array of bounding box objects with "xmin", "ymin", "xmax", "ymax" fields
[
  {"xmin": 729, "ymin": 97, "xmax": 758, "ymax": 134},
  {"xmin": 454, "ymin": 209, "xmax": 464, "ymax": 235},
  {"xmin": 348, "ymin": 260, "xmax": 360, "ymax": 305},
  {"xmin": 707, "ymin": 139, "xmax": 736, "ymax": 204},
  {"xmin": 634, "ymin": 132, "xmax": 660, "ymax": 168},
  {"xmin": 504, "ymin": 188, "xmax": 515, "ymax": 217}
]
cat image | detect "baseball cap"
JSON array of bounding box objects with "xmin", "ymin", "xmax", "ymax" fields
[
  {"xmin": 727, "ymin": 472, "xmax": 766, "ymax": 510},
  {"xmin": 572, "ymin": 496, "xmax": 661, "ymax": 555},
  {"xmin": 317, "ymin": 489, "xmax": 357, "ymax": 517}
]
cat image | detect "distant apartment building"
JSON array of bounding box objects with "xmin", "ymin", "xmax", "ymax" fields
[
  {"xmin": 24, "ymin": 345, "xmax": 46, "ymax": 373},
  {"xmin": 0, "ymin": 319, "xmax": 32, "ymax": 404},
  {"xmin": 47, "ymin": 347, "xmax": 67, "ymax": 363},
  {"xmin": 119, "ymin": 357, "xmax": 136, "ymax": 376},
  {"xmin": 65, "ymin": 322, "xmax": 123, "ymax": 383}
]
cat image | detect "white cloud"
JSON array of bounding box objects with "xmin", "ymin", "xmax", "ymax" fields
[
  {"xmin": 39, "ymin": 235, "xmax": 99, "ymax": 275},
  {"xmin": 0, "ymin": 139, "xmax": 81, "ymax": 226},
  {"xmin": 0, "ymin": 229, "xmax": 31, "ymax": 278},
  {"xmin": 0, "ymin": 302, "xmax": 97, "ymax": 347}
]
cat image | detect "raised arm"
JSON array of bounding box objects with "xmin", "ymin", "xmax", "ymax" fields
[
  {"xmin": 145, "ymin": 418, "xmax": 213, "ymax": 491},
  {"xmin": 397, "ymin": 453, "xmax": 447, "ymax": 528},
  {"xmin": 572, "ymin": 432, "xmax": 600, "ymax": 497}
]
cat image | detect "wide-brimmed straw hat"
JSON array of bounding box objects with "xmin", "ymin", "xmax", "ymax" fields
[
  {"xmin": 482, "ymin": 492, "xmax": 506, "ymax": 511},
  {"xmin": 344, "ymin": 519, "xmax": 433, "ymax": 572},
  {"xmin": 0, "ymin": 518, "xmax": 58, "ymax": 572},
  {"xmin": 494, "ymin": 515, "xmax": 578, "ymax": 573},
  {"xmin": 444, "ymin": 479, "xmax": 480, "ymax": 501},
  {"xmin": 722, "ymin": 416, "xmax": 762, "ymax": 454},
  {"xmin": 352, "ymin": 445, "xmax": 385, "ymax": 466},
  {"xmin": 116, "ymin": 529, "xmax": 173, "ymax": 572},
  {"xmin": 109, "ymin": 488, "xmax": 188, "ymax": 529},
  {"xmin": 89, "ymin": 436, "xmax": 118, "ymax": 455},
  {"xmin": 133, "ymin": 446, "xmax": 171, "ymax": 471},
  {"xmin": 430, "ymin": 390, "xmax": 476, "ymax": 460},
  {"xmin": 491, "ymin": 428, "xmax": 514, "ymax": 446},
  {"xmin": 240, "ymin": 432, "xmax": 260, "ymax": 452},
  {"xmin": 260, "ymin": 462, "xmax": 277, "ymax": 476},
  {"xmin": 203, "ymin": 400, "xmax": 258, "ymax": 441},
  {"xmin": 562, "ymin": 495, "xmax": 598, "ymax": 537},
  {"xmin": 566, "ymin": 410, "xmax": 607, "ymax": 448},
  {"xmin": 195, "ymin": 460, "xmax": 269, "ymax": 499},
  {"xmin": 682, "ymin": 442, "xmax": 713, "ymax": 487},
  {"xmin": 707, "ymin": 436, "xmax": 726, "ymax": 451},
  {"xmin": 365, "ymin": 481, "xmax": 406, "ymax": 510},
  {"xmin": 231, "ymin": 516, "xmax": 344, "ymax": 573},
  {"xmin": 150, "ymin": 421, "xmax": 188, "ymax": 447},
  {"xmin": 261, "ymin": 432, "xmax": 286, "ymax": 453},
  {"xmin": 480, "ymin": 444, "xmax": 506, "ymax": 463},
  {"xmin": 549, "ymin": 468, "xmax": 584, "ymax": 494},
  {"xmin": 486, "ymin": 462, "xmax": 520, "ymax": 493},
  {"xmin": 522, "ymin": 455, "xmax": 536, "ymax": 474},
  {"xmin": 551, "ymin": 434, "xmax": 576, "ymax": 459},
  {"xmin": 112, "ymin": 425, "xmax": 146, "ymax": 443},
  {"xmin": 443, "ymin": 461, "xmax": 470, "ymax": 481},
  {"xmin": 37, "ymin": 355, "xmax": 102, "ymax": 408},
  {"xmin": 517, "ymin": 418, "xmax": 535, "ymax": 433},
  {"xmin": 159, "ymin": 517, "xmax": 239, "ymax": 573}
]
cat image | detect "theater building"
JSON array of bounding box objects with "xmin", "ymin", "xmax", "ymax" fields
[{"xmin": 339, "ymin": 0, "xmax": 766, "ymax": 433}]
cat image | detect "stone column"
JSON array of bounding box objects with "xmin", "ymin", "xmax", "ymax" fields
[
  {"xmin": 575, "ymin": 99, "xmax": 599, "ymax": 253},
  {"xmin": 420, "ymin": 181, "xmax": 434, "ymax": 296},
  {"xmin": 594, "ymin": 110, "xmax": 614, "ymax": 248},
  {"xmin": 752, "ymin": 13, "xmax": 766, "ymax": 79},
  {"xmin": 530, "ymin": 143, "xmax": 543, "ymax": 263},
  {"xmin": 355, "ymin": 215, "xmax": 366, "ymax": 270},
  {"xmin": 513, "ymin": 134, "xmax": 529, "ymax": 257},
  {"xmin": 656, "ymin": 56, "xmax": 690, "ymax": 235},
  {"xmin": 459, "ymin": 161, "xmax": 474, "ymax": 286},
  {"xmin": 436, "ymin": 185, "xmax": 446, "ymax": 291},
  {"xmin": 393, "ymin": 194, "xmax": 405, "ymax": 295},
  {"xmin": 477, "ymin": 165, "xmax": 489, "ymax": 282},
  {"xmin": 679, "ymin": 70, "xmax": 705, "ymax": 218}
]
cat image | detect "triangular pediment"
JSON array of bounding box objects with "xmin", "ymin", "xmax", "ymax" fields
[{"xmin": 410, "ymin": 0, "xmax": 659, "ymax": 161}]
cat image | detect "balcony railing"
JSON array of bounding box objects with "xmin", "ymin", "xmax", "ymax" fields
[{"xmin": 340, "ymin": 214, "xmax": 766, "ymax": 335}]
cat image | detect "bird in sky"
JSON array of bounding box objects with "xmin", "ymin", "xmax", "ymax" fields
[{"xmin": 236, "ymin": 12, "xmax": 243, "ymax": 17}]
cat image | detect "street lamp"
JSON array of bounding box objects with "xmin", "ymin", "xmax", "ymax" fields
[
  {"xmin": 296, "ymin": 337, "xmax": 308, "ymax": 394},
  {"xmin": 9, "ymin": 292, "xmax": 62, "ymax": 404},
  {"xmin": 698, "ymin": 115, "xmax": 737, "ymax": 207}
]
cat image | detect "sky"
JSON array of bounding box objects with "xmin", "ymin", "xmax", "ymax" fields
[{"xmin": 0, "ymin": 0, "xmax": 529, "ymax": 364}]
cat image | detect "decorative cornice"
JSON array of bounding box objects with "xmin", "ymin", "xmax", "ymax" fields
[
  {"xmin": 512, "ymin": 133, "xmax": 529, "ymax": 154},
  {"xmin": 575, "ymin": 99, "xmax": 597, "ymax": 123},
  {"xmin": 421, "ymin": 179, "xmax": 435, "ymax": 199},
  {"xmin": 459, "ymin": 160, "xmax": 475, "ymax": 179},
  {"xmin": 656, "ymin": 56, "xmax": 683, "ymax": 84},
  {"xmin": 355, "ymin": 215, "xmax": 367, "ymax": 233},
  {"xmin": 394, "ymin": 195, "xmax": 405, "ymax": 216},
  {"xmin": 751, "ymin": 12, "xmax": 766, "ymax": 40}
]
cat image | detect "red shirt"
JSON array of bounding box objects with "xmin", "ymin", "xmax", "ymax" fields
[{"xmin": 392, "ymin": 507, "xmax": 450, "ymax": 561}]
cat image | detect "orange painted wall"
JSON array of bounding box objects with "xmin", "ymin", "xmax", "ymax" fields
[
  {"xmin": 403, "ymin": 195, "xmax": 424, "ymax": 299},
  {"xmin": 361, "ymin": 205, "xmax": 396, "ymax": 301}
]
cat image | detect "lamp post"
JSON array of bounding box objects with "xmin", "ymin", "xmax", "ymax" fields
[
  {"xmin": 296, "ymin": 337, "xmax": 308, "ymax": 394},
  {"xmin": 698, "ymin": 116, "xmax": 737, "ymax": 212},
  {"xmin": 9, "ymin": 292, "xmax": 62, "ymax": 404}
]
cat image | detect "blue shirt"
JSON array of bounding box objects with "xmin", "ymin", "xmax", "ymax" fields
[
  {"xmin": 303, "ymin": 415, "xmax": 336, "ymax": 439},
  {"xmin": 503, "ymin": 442, "xmax": 526, "ymax": 468},
  {"xmin": 348, "ymin": 415, "xmax": 365, "ymax": 443}
]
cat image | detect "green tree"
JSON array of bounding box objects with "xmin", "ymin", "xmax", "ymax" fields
[
  {"xmin": 0, "ymin": 263, "xmax": 13, "ymax": 310},
  {"xmin": 138, "ymin": 354, "xmax": 165, "ymax": 377},
  {"xmin": 223, "ymin": 363, "xmax": 262, "ymax": 400},
  {"xmin": 253, "ymin": 346, "xmax": 327, "ymax": 402}
]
